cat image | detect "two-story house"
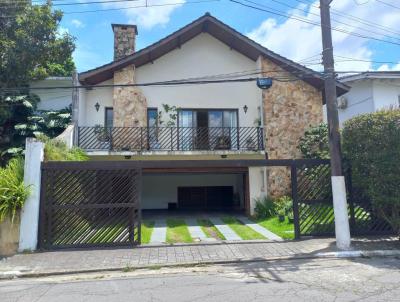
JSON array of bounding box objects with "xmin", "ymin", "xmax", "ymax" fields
[
  {"xmin": 335, "ymin": 71, "xmax": 400, "ymax": 126},
  {"xmin": 71, "ymin": 13, "xmax": 348, "ymax": 215}
]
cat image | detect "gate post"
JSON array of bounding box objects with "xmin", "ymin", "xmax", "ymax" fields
[
  {"xmin": 19, "ymin": 138, "xmax": 44, "ymax": 252},
  {"xmin": 290, "ymin": 162, "xmax": 300, "ymax": 239}
]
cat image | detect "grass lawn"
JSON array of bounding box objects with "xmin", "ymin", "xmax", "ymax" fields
[
  {"xmin": 166, "ymin": 218, "xmax": 193, "ymax": 244},
  {"xmin": 198, "ymin": 219, "xmax": 226, "ymax": 240},
  {"xmin": 141, "ymin": 220, "xmax": 154, "ymax": 244},
  {"xmin": 257, "ymin": 217, "xmax": 294, "ymax": 240},
  {"xmin": 222, "ymin": 216, "xmax": 266, "ymax": 240}
]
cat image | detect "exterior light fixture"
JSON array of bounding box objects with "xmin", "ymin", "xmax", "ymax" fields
[
  {"xmin": 257, "ymin": 78, "xmax": 273, "ymax": 89},
  {"xmin": 95, "ymin": 102, "xmax": 100, "ymax": 112},
  {"xmin": 243, "ymin": 105, "xmax": 248, "ymax": 114}
]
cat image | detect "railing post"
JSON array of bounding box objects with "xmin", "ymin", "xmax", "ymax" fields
[
  {"xmin": 237, "ymin": 127, "xmax": 240, "ymax": 150},
  {"xmin": 291, "ymin": 162, "xmax": 301, "ymax": 239},
  {"xmin": 171, "ymin": 127, "xmax": 173, "ymax": 151},
  {"xmin": 257, "ymin": 127, "xmax": 260, "ymax": 150},
  {"xmin": 140, "ymin": 127, "xmax": 143, "ymax": 151},
  {"xmin": 109, "ymin": 127, "xmax": 113, "ymax": 151}
]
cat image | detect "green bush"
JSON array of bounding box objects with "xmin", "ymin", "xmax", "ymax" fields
[
  {"xmin": 0, "ymin": 157, "xmax": 30, "ymax": 222},
  {"xmin": 342, "ymin": 109, "xmax": 400, "ymax": 236},
  {"xmin": 254, "ymin": 195, "xmax": 293, "ymax": 219},
  {"xmin": 37, "ymin": 135, "xmax": 89, "ymax": 161},
  {"xmin": 254, "ymin": 196, "xmax": 277, "ymax": 219},
  {"xmin": 298, "ymin": 123, "xmax": 329, "ymax": 159}
]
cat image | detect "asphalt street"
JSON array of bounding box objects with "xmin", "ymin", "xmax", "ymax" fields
[{"xmin": 1, "ymin": 257, "xmax": 399, "ymax": 302}]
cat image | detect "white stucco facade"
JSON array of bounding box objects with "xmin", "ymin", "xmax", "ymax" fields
[
  {"xmin": 329, "ymin": 74, "xmax": 400, "ymax": 126},
  {"xmin": 30, "ymin": 77, "xmax": 73, "ymax": 111},
  {"xmin": 78, "ymin": 33, "xmax": 261, "ymax": 128}
]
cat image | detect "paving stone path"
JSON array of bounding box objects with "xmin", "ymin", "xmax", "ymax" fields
[
  {"xmin": 209, "ymin": 217, "xmax": 242, "ymax": 241},
  {"xmin": 149, "ymin": 219, "xmax": 167, "ymax": 243},
  {"xmin": 237, "ymin": 216, "xmax": 283, "ymax": 241},
  {"xmin": 185, "ymin": 218, "xmax": 208, "ymax": 241}
]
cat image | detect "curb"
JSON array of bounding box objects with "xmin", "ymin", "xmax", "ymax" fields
[{"xmin": 1, "ymin": 249, "xmax": 399, "ymax": 280}]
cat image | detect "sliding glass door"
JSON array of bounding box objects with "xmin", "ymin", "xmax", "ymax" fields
[{"xmin": 178, "ymin": 109, "xmax": 238, "ymax": 151}]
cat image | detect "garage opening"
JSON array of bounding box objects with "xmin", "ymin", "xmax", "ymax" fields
[{"xmin": 142, "ymin": 169, "xmax": 249, "ymax": 214}]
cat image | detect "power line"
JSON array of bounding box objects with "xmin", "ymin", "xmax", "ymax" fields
[
  {"xmin": 10, "ymin": 0, "xmax": 142, "ymax": 7},
  {"xmin": 0, "ymin": 0, "xmax": 219, "ymax": 17},
  {"xmin": 262, "ymin": 0, "xmax": 400, "ymax": 42},
  {"xmin": 375, "ymin": 0, "xmax": 400, "ymax": 10},
  {"xmin": 292, "ymin": 0, "xmax": 400, "ymax": 37},
  {"xmin": 230, "ymin": 0, "xmax": 400, "ymax": 46}
]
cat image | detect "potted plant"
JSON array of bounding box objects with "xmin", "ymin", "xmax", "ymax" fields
[
  {"xmin": 277, "ymin": 207, "xmax": 286, "ymax": 222},
  {"xmin": 245, "ymin": 137, "xmax": 256, "ymax": 150},
  {"xmin": 288, "ymin": 211, "xmax": 294, "ymax": 223},
  {"xmin": 93, "ymin": 124, "xmax": 111, "ymax": 143}
]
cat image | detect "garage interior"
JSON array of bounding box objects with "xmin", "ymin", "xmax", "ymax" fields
[{"xmin": 142, "ymin": 168, "xmax": 249, "ymax": 214}]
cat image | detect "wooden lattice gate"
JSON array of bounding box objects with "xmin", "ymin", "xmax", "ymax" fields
[
  {"xmin": 38, "ymin": 162, "xmax": 141, "ymax": 249},
  {"xmin": 291, "ymin": 160, "xmax": 334, "ymax": 238},
  {"xmin": 290, "ymin": 159, "xmax": 395, "ymax": 238}
]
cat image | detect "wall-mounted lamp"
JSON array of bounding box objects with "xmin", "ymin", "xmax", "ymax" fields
[
  {"xmin": 243, "ymin": 105, "xmax": 248, "ymax": 114},
  {"xmin": 95, "ymin": 102, "xmax": 100, "ymax": 112}
]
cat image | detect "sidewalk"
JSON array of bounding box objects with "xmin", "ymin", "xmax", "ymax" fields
[{"xmin": 1, "ymin": 237, "xmax": 399, "ymax": 278}]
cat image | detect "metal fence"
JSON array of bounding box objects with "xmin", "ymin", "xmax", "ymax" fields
[
  {"xmin": 77, "ymin": 126, "xmax": 264, "ymax": 152},
  {"xmin": 38, "ymin": 162, "xmax": 141, "ymax": 249}
]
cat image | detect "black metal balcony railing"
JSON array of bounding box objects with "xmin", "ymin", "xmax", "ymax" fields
[{"xmin": 77, "ymin": 127, "xmax": 264, "ymax": 152}]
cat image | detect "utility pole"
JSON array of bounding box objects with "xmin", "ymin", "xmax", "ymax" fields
[{"xmin": 319, "ymin": 0, "xmax": 351, "ymax": 250}]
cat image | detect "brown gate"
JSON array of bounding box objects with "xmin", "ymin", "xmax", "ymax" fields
[{"xmin": 38, "ymin": 162, "xmax": 141, "ymax": 249}]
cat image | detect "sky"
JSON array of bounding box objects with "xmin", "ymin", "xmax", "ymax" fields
[{"xmin": 54, "ymin": 0, "xmax": 400, "ymax": 73}]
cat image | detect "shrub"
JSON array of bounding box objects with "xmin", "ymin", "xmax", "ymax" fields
[
  {"xmin": 254, "ymin": 196, "xmax": 276, "ymax": 219},
  {"xmin": 342, "ymin": 109, "xmax": 400, "ymax": 236},
  {"xmin": 0, "ymin": 157, "xmax": 30, "ymax": 222},
  {"xmin": 37, "ymin": 135, "xmax": 89, "ymax": 161},
  {"xmin": 275, "ymin": 196, "xmax": 293, "ymax": 217},
  {"xmin": 298, "ymin": 123, "xmax": 329, "ymax": 159}
]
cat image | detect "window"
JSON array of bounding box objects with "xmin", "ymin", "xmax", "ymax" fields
[{"xmin": 105, "ymin": 107, "xmax": 113, "ymax": 128}]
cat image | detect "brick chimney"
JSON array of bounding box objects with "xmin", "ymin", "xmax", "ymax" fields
[{"xmin": 112, "ymin": 24, "xmax": 138, "ymax": 60}]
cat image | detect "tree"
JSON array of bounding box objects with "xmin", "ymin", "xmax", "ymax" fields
[
  {"xmin": 298, "ymin": 123, "xmax": 329, "ymax": 159},
  {"xmin": 0, "ymin": 1, "xmax": 75, "ymax": 164}
]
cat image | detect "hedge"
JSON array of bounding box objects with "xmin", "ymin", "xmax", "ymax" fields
[{"xmin": 342, "ymin": 109, "xmax": 400, "ymax": 236}]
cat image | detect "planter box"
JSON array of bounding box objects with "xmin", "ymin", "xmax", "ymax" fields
[{"xmin": 0, "ymin": 213, "xmax": 20, "ymax": 257}]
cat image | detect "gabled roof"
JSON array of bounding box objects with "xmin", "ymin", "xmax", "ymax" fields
[
  {"xmin": 340, "ymin": 71, "xmax": 400, "ymax": 83},
  {"xmin": 79, "ymin": 13, "xmax": 348, "ymax": 96}
]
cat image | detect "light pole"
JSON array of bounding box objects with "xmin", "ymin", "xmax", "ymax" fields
[{"xmin": 319, "ymin": 0, "xmax": 351, "ymax": 249}]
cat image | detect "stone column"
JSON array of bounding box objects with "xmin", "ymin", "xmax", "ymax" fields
[
  {"xmin": 113, "ymin": 65, "xmax": 148, "ymax": 150},
  {"xmin": 260, "ymin": 56, "xmax": 323, "ymax": 197}
]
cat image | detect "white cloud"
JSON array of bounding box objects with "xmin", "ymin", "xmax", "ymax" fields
[
  {"xmin": 71, "ymin": 19, "xmax": 85, "ymax": 28},
  {"xmin": 377, "ymin": 63, "xmax": 400, "ymax": 71},
  {"xmin": 102, "ymin": 0, "xmax": 185, "ymax": 30},
  {"xmin": 247, "ymin": 0, "xmax": 400, "ymax": 72}
]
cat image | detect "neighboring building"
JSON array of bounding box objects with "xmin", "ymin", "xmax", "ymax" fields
[
  {"xmin": 30, "ymin": 77, "xmax": 73, "ymax": 111},
  {"xmin": 73, "ymin": 13, "xmax": 348, "ymax": 214},
  {"xmin": 334, "ymin": 72, "xmax": 400, "ymax": 126}
]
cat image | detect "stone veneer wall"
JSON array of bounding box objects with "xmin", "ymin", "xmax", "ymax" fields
[
  {"xmin": 113, "ymin": 25, "xmax": 136, "ymax": 60},
  {"xmin": 113, "ymin": 65, "xmax": 148, "ymax": 150},
  {"xmin": 260, "ymin": 56, "xmax": 323, "ymax": 197}
]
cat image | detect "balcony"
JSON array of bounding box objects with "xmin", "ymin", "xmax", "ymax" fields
[{"xmin": 77, "ymin": 126, "xmax": 264, "ymax": 152}]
